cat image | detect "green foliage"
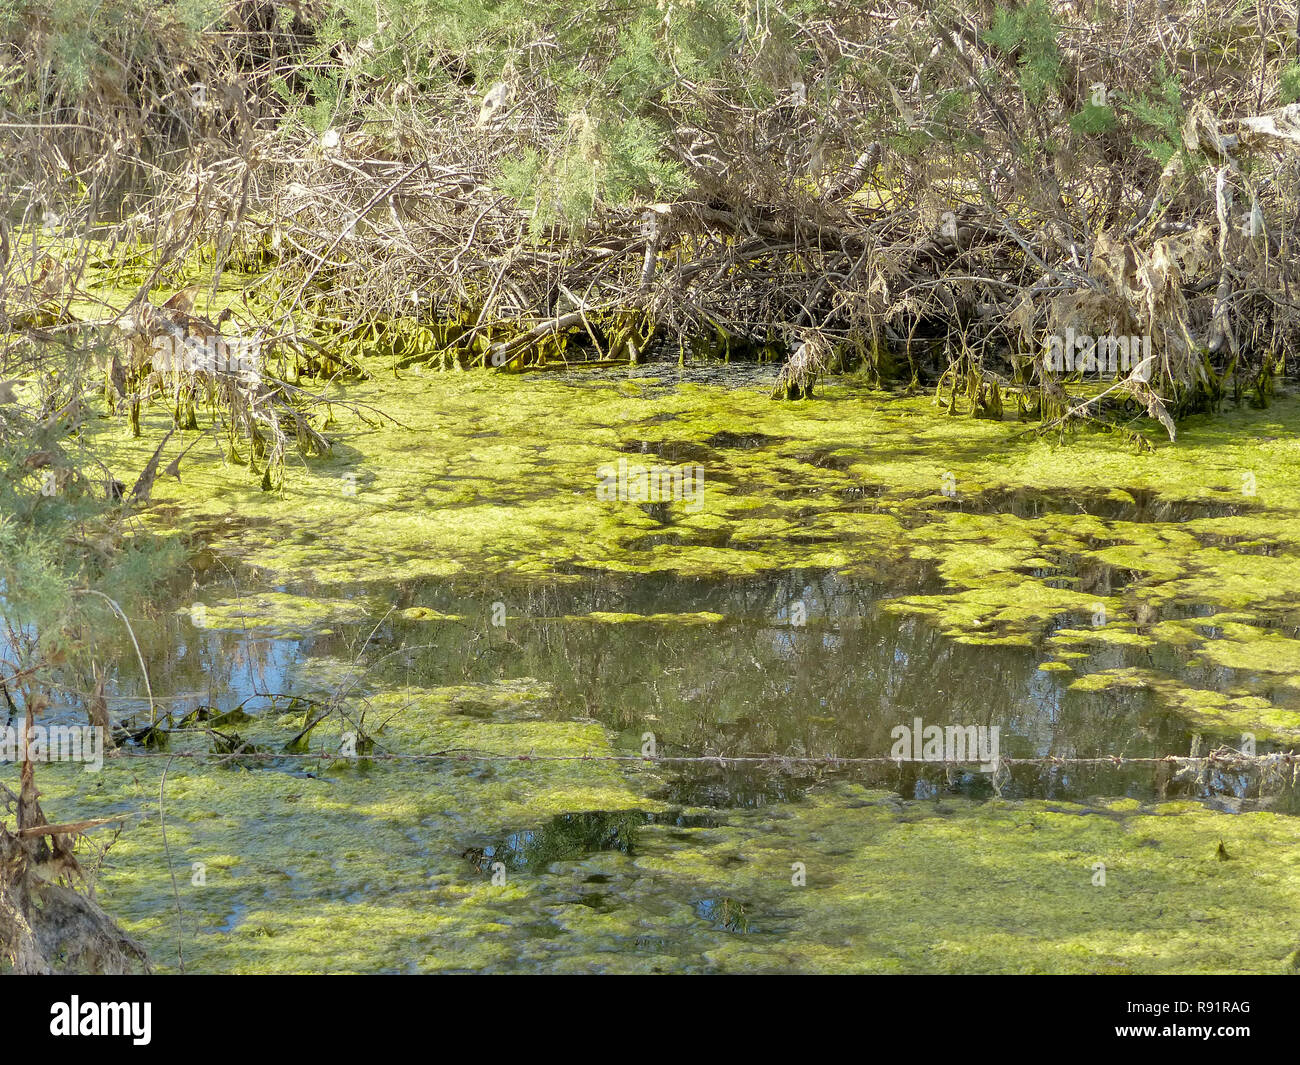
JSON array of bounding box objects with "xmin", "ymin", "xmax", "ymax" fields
[
  {"xmin": 604, "ymin": 12, "xmax": 672, "ymax": 108},
  {"xmin": 0, "ymin": 360, "xmax": 182, "ymax": 679},
  {"xmin": 983, "ymin": 0, "xmax": 1062, "ymax": 104},
  {"xmin": 931, "ymin": 89, "xmax": 983, "ymax": 150},
  {"xmin": 175, "ymin": 0, "xmax": 222, "ymax": 33},
  {"xmin": 887, "ymin": 126, "xmax": 932, "ymax": 158},
  {"xmin": 1280, "ymin": 63, "xmax": 1300, "ymax": 105},
  {"xmin": 1122, "ymin": 66, "xmax": 1186, "ymax": 165},
  {"xmin": 603, "ymin": 115, "xmax": 688, "ymax": 206},
  {"xmin": 1070, "ymin": 102, "xmax": 1118, "ymax": 134},
  {"xmin": 495, "ymin": 108, "xmax": 684, "ymax": 237},
  {"xmin": 0, "ymin": 516, "xmax": 73, "ymax": 637},
  {"xmin": 10, "ymin": 0, "xmax": 210, "ymax": 97},
  {"xmin": 300, "ymin": 71, "xmax": 345, "ymax": 135},
  {"xmin": 495, "ymin": 147, "xmax": 544, "ymax": 207},
  {"xmin": 444, "ymin": 2, "xmax": 714, "ymax": 227},
  {"xmin": 511, "ymin": 112, "xmax": 600, "ymax": 236}
]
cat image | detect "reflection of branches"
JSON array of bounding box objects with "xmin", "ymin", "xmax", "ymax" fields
[{"xmin": 73, "ymin": 589, "xmax": 158, "ymax": 727}]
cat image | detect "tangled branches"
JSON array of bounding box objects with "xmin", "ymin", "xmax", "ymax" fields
[{"xmin": 5, "ymin": 1, "xmax": 1300, "ymax": 439}]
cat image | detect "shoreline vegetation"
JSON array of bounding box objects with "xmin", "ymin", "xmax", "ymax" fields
[
  {"xmin": 4, "ymin": 1, "xmax": 1300, "ymax": 974},
  {"xmin": 4, "ymin": 2, "xmax": 1298, "ymax": 422}
]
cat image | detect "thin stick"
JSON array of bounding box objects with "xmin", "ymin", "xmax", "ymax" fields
[
  {"xmin": 158, "ymin": 757, "xmax": 186, "ymax": 973},
  {"xmin": 75, "ymin": 589, "xmax": 159, "ymax": 727}
]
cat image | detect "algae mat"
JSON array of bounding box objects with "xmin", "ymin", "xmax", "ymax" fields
[
  {"xmin": 38, "ymin": 759, "xmax": 1300, "ymax": 973},
  {"xmin": 93, "ymin": 366, "xmax": 1300, "ymax": 745},
  {"xmin": 18, "ymin": 368, "xmax": 1300, "ymax": 972}
]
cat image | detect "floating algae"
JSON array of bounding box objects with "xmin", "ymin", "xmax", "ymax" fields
[{"xmin": 27, "ymin": 366, "xmax": 1300, "ymax": 972}]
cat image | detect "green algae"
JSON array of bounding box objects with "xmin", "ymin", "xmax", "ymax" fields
[
  {"xmin": 565, "ymin": 610, "xmax": 725, "ymax": 625},
  {"xmin": 397, "ymin": 607, "xmax": 724, "ymax": 625},
  {"xmin": 13, "ymin": 564, "xmax": 1296, "ymax": 972},
  {"xmin": 83, "ymin": 362, "xmax": 1298, "ymax": 594},
  {"xmin": 196, "ymin": 592, "xmax": 374, "ymax": 637},
  {"xmin": 78, "ymin": 366, "xmax": 1300, "ymax": 747},
  {"xmin": 1068, "ymin": 668, "xmax": 1300, "ymax": 744},
  {"xmin": 401, "ymin": 607, "xmax": 466, "ymax": 621},
  {"xmin": 666, "ymin": 783, "xmax": 1300, "ymax": 974},
  {"xmin": 1192, "ymin": 623, "xmax": 1300, "ymax": 675},
  {"xmin": 22, "ymin": 762, "xmax": 1300, "ymax": 974},
  {"xmin": 38, "ymin": 348, "xmax": 1300, "ymax": 972}
]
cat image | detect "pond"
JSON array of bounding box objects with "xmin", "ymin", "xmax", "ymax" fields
[{"xmin": 23, "ymin": 364, "xmax": 1300, "ymax": 973}]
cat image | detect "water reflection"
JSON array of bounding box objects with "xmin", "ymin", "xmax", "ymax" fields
[{"xmin": 78, "ymin": 568, "xmax": 1300, "ymax": 810}]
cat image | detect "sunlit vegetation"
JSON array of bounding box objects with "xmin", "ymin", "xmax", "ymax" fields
[{"xmin": 4, "ymin": 1, "xmax": 1300, "ymax": 974}]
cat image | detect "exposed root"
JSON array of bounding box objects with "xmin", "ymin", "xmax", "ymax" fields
[
  {"xmin": 771, "ymin": 331, "xmax": 833, "ymax": 400},
  {"xmin": 0, "ymin": 741, "xmax": 149, "ymax": 974}
]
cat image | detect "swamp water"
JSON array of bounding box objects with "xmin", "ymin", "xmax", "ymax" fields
[{"xmin": 21, "ymin": 363, "xmax": 1300, "ymax": 972}]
